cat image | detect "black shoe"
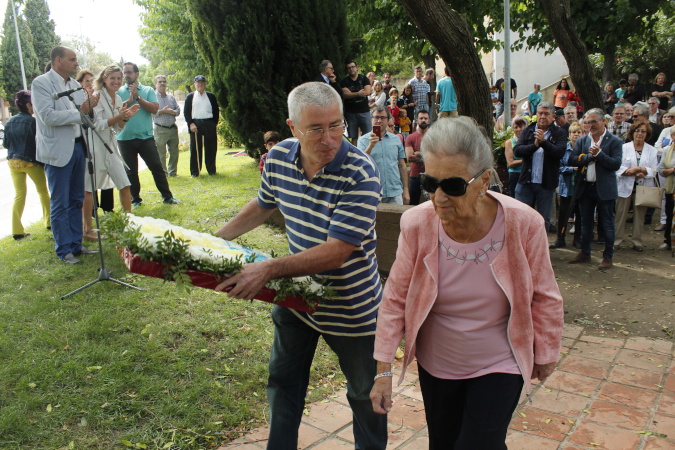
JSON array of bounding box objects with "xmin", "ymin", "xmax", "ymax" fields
[
  {"xmin": 548, "ymin": 224, "xmax": 557, "ymax": 233},
  {"xmin": 13, "ymin": 233, "xmax": 30, "ymax": 240},
  {"xmin": 549, "ymin": 240, "xmax": 566, "ymax": 249},
  {"xmin": 644, "ymin": 218, "xmax": 652, "ymax": 225}
]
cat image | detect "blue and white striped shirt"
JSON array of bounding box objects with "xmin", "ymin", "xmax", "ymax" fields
[{"xmin": 258, "ymin": 137, "xmax": 383, "ymax": 336}]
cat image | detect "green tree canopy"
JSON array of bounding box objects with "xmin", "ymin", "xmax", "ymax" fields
[
  {"xmin": 1, "ymin": 1, "xmax": 40, "ymax": 111},
  {"xmin": 510, "ymin": 0, "xmax": 672, "ymax": 83},
  {"xmin": 135, "ymin": 0, "xmax": 208, "ymax": 91},
  {"xmin": 187, "ymin": 0, "xmax": 349, "ymax": 152},
  {"xmin": 23, "ymin": 0, "xmax": 59, "ymax": 72}
]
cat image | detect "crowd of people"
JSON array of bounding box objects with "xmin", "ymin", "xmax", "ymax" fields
[
  {"xmin": 5, "ymin": 46, "xmax": 230, "ymax": 263},
  {"xmin": 5, "ymin": 49, "xmax": 674, "ymax": 448},
  {"xmin": 501, "ymin": 74, "xmax": 675, "ymax": 268}
]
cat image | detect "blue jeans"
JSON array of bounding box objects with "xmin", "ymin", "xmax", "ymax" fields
[
  {"xmin": 381, "ymin": 194, "xmax": 403, "ymax": 205},
  {"xmin": 578, "ymin": 183, "xmax": 615, "ymax": 259},
  {"xmin": 266, "ymin": 306, "xmax": 387, "ymax": 450},
  {"xmin": 45, "ymin": 141, "xmax": 85, "ymax": 259},
  {"xmin": 515, "ymin": 183, "xmax": 554, "ymax": 230}
]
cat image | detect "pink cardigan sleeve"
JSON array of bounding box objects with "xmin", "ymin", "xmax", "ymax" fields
[
  {"xmin": 524, "ymin": 214, "xmax": 564, "ymax": 365},
  {"xmin": 373, "ymin": 212, "xmax": 417, "ymax": 363}
]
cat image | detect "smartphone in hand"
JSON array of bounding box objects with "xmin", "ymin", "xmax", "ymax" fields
[{"xmin": 372, "ymin": 125, "xmax": 382, "ymax": 141}]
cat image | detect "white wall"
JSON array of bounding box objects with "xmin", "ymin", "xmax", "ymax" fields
[{"xmin": 488, "ymin": 30, "xmax": 571, "ymax": 101}]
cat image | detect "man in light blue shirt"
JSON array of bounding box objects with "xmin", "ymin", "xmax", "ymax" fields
[
  {"xmin": 358, "ymin": 107, "xmax": 409, "ymax": 204},
  {"xmin": 436, "ymin": 66, "xmax": 458, "ymax": 118}
]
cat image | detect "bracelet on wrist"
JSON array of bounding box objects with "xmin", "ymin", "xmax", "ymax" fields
[{"xmin": 374, "ymin": 372, "xmax": 393, "ymax": 381}]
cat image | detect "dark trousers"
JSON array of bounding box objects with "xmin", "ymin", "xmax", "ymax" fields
[
  {"xmin": 418, "ymin": 365, "xmax": 523, "ymax": 450},
  {"xmin": 578, "ymin": 183, "xmax": 615, "ymax": 259},
  {"xmin": 118, "ymin": 138, "xmax": 173, "ymax": 203},
  {"xmin": 664, "ymin": 193, "xmax": 673, "ymax": 246},
  {"xmin": 266, "ymin": 306, "xmax": 387, "ymax": 450},
  {"xmin": 557, "ymin": 195, "xmax": 581, "ymax": 242},
  {"xmin": 190, "ymin": 119, "xmax": 218, "ymax": 176},
  {"xmin": 409, "ymin": 176, "xmax": 421, "ymax": 205}
]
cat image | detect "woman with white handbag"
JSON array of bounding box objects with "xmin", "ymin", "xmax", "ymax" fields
[{"xmin": 614, "ymin": 122, "xmax": 659, "ymax": 251}]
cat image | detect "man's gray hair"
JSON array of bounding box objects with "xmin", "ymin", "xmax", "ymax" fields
[
  {"xmin": 628, "ymin": 73, "xmax": 639, "ymax": 81},
  {"xmin": 288, "ymin": 82, "xmax": 342, "ymax": 123},
  {"xmin": 318, "ymin": 60, "xmax": 332, "ymax": 72},
  {"xmin": 669, "ymin": 106, "xmax": 675, "ymax": 114},
  {"xmin": 371, "ymin": 106, "xmax": 392, "ymax": 119},
  {"xmin": 649, "ymin": 96, "xmax": 659, "ymax": 103},
  {"xmin": 421, "ymin": 117, "xmax": 494, "ymax": 174},
  {"xmin": 634, "ymin": 106, "xmax": 649, "ymax": 117},
  {"xmin": 564, "ymin": 105, "xmax": 576, "ymax": 113},
  {"xmin": 584, "ymin": 108, "xmax": 605, "ymax": 119},
  {"xmin": 537, "ymin": 101, "xmax": 554, "ymax": 111},
  {"xmin": 154, "ymin": 74, "xmax": 167, "ymax": 82}
]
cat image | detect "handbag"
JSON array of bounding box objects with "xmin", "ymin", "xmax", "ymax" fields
[{"xmin": 635, "ymin": 177, "xmax": 665, "ymax": 208}]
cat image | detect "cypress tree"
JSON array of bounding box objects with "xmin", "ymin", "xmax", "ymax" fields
[
  {"xmin": 0, "ymin": 1, "xmax": 40, "ymax": 110},
  {"xmin": 186, "ymin": 0, "xmax": 349, "ymax": 153},
  {"xmin": 23, "ymin": 0, "xmax": 60, "ymax": 71}
]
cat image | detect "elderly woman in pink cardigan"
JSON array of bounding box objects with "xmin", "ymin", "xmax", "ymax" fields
[{"xmin": 370, "ymin": 117, "xmax": 564, "ymax": 449}]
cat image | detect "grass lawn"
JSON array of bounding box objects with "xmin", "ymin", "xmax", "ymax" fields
[{"xmin": 0, "ymin": 148, "xmax": 345, "ymax": 449}]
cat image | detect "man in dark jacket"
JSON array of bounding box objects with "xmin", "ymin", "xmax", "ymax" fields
[
  {"xmin": 184, "ymin": 75, "xmax": 219, "ymax": 177},
  {"xmin": 313, "ymin": 60, "xmax": 341, "ymax": 97},
  {"xmin": 567, "ymin": 108, "xmax": 623, "ymax": 269},
  {"xmin": 514, "ymin": 101, "xmax": 567, "ymax": 232}
]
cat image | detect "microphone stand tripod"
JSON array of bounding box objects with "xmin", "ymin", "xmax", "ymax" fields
[{"xmin": 61, "ymin": 94, "xmax": 143, "ymax": 299}]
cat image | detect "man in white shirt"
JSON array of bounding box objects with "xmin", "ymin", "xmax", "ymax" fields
[
  {"xmin": 31, "ymin": 46, "xmax": 99, "ymax": 264},
  {"xmin": 184, "ymin": 75, "xmax": 220, "ymax": 177}
]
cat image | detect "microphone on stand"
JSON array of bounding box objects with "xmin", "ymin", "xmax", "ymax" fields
[{"xmin": 51, "ymin": 86, "xmax": 84, "ymax": 100}]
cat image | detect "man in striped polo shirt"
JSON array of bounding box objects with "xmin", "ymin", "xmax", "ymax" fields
[{"xmin": 216, "ymin": 82, "xmax": 387, "ymax": 449}]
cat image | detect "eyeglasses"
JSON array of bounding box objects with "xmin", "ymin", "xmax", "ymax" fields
[
  {"xmin": 326, "ymin": 67, "xmax": 334, "ymax": 70},
  {"xmin": 648, "ymin": 102, "xmax": 658, "ymax": 105},
  {"xmin": 372, "ymin": 115, "xmax": 389, "ymax": 121},
  {"xmin": 420, "ymin": 169, "xmax": 486, "ymax": 197},
  {"xmin": 633, "ymin": 115, "xmax": 640, "ymax": 119},
  {"xmin": 297, "ymin": 124, "xmax": 345, "ymax": 140}
]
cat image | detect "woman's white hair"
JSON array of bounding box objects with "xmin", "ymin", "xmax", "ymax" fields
[
  {"xmin": 421, "ymin": 117, "xmax": 494, "ymax": 174},
  {"xmin": 288, "ymin": 82, "xmax": 342, "ymax": 124}
]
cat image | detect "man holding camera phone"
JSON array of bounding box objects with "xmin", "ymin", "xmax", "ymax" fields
[{"xmin": 357, "ymin": 107, "xmax": 409, "ymax": 205}]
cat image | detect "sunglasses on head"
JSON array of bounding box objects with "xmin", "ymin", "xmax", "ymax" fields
[{"xmin": 420, "ymin": 169, "xmax": 486, "ymax": 196}]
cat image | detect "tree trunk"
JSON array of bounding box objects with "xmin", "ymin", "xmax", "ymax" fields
[
  {"xmin": 600, "ymin": 46, "xmax": 615, "ymax": 86},
  {"xmin": 539, "ymin": 0, "xmax": 603, "ymax": 111},
  {"xmin": 398, "ymin": 0, "xmax": 493, "ymax": 134}
]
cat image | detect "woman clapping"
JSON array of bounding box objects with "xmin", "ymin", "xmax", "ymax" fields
[{"xmin": 82, "ymin": 65, "xmax": 139, "ymax": 240}]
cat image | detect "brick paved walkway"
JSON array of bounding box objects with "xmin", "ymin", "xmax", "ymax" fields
[{"xmin": 220, "ymin": 324, "xmax": 674, "ymax": 449}]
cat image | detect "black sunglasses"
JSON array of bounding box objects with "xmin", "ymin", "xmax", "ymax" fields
[{"xmin": 420, "ymin": 169, "xmax": 486, "ymax": 196}]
